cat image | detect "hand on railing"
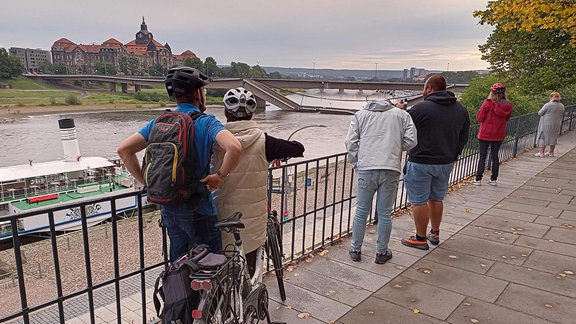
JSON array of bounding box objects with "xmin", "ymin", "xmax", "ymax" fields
[{"xmin": 271, "ymin": 159, "xmax": 283, "ymax": 168}]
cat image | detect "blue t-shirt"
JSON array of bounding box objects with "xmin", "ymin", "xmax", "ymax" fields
[{"xmin": 138, "ymin": 103, "xmax": 226, "ymax": 215}]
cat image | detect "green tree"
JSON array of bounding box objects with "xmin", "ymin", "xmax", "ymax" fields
[
  {"xmin": 268, "ymin": 71, "xmax": 282, "ymax": 79},
  {"xmin": 219, "ymin": 66, "xmax": 232, "ymax": 77},
  {"xmin": 461, "ymin": 74, "xmax": 541, "ymax": 118},
  {"xmin": 119, "ymin": 56, "xmax": 128, "ymax": 75},
  {"xmin": 151, "ymin": 63, "xmax": 165, "ymax": 76},
  {"xmin": 38, "ymin": 61, "xmax": 54, "ymax": 74},
  {"xmin": 474, "ymin": 0, "xmax": 576, "ymax": 45},
  {"xmin": 249, "ymin": 65, "xmax": 267, "ymax": 78},
  {"xmin": 0, "ymin": 48, "xmax": 24, "ymax": 78},
  {"xmin": 127, "ymin": 57, "xmax": 139, "ymax": 75},
  {"xmin": 441, "ymin": 71, "xmax": 479, "ymax": 84},
  {"xmin": 474, "ymin": 1, "xmax": 576, "ymax": 96},
  {"xmin": 479, "ymin": 27, "xmax": 576, "ymax": 94},
  {"xmin": 229, "ymin": 62, "xmax": 251, "ymax": 78},
  {"xmin": 94, "ymin": 62, "xmax": 116, "ymax": 75},
  {"xmin": 53, "ymin": 62, "xmax": 68, "ymax": 75},
  {"xmin": 183, "ymin": 57, "xmax": 205, "ymax": 72},
  {"xmin": 204, "ymin": 57, "xmax": 219, "ymax": 77}
]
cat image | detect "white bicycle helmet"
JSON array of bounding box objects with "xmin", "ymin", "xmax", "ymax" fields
[{"xmin": 223, "ymin": 87, "xmax": 257, "ymax": 117}]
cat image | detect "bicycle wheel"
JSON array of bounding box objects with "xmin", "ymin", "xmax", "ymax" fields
[
  {"xmin": 195, "ymin": 258, "xmax": 244, "ymax": 323},
  {"xmin": 266, "ymin": 213, "xmax": 286, "ymax": 301}
]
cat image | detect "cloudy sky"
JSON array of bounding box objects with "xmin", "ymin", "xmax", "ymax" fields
[{"xmin": 0, "ymin": 0, "xmax": 494, "ymax": 71}]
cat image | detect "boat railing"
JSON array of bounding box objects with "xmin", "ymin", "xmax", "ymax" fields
[{"xmin": 0, "ymin": 172, "xmax": 134, "ymax": 205}]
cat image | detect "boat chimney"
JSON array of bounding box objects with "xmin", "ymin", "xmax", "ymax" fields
[{"xmin": 58, "ymin": 118, "xmax": 81, "ymax": 162}]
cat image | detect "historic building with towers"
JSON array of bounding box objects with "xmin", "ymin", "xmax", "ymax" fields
[{"xmin": 51, "ymin": 17, "xmax": 196, "ymax": 75}]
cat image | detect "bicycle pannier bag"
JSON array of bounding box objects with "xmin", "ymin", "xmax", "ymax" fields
[{"xmin": 153, "ymin": 245, "xmax": 228, "ymax": 323}]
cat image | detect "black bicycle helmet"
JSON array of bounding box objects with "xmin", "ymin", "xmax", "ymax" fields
[{"xmin": 165, "ymin": 67, "xmax": 211, "ymax": 97}]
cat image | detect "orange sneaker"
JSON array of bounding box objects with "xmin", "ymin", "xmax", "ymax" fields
[{"xmin": 401, "ymin": 236, "xmax": 430, "ymax": 250}]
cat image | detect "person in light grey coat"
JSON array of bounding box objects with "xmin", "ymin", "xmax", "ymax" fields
[
  {"xmin": 345, "ymin": 99, "xmax": 417, "ymax": 264},
  {"xmin": 535, "ymin": 91, "xmax": 565, "ymax": 157}
]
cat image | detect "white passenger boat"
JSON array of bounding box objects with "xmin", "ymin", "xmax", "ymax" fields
[{"xmin": 0, "ymin": 118, "xmax": 146, "ymax": 240}]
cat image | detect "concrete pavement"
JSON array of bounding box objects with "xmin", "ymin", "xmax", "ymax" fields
[{"xmin": 266, "ymin": 129, "xmax": 576, "ymax": 324}]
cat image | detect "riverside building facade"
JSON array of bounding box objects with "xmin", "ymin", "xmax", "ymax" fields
[{"xmin": 51, "ymin": 17, "xmax": 196, "ymax": 75}]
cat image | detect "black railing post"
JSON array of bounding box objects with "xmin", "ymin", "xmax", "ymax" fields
[
  {"xmin": 80, "ymin": 204, "xmax": 96, "ymax": 324},
  {"xmin": 12, "ymin": 220, "xmax": 30, "ymax": 324},
  {"xmin": 513, "ymin": 118, "xmax": 521, "ymax": 157},
  {"xmin": 569, "ymin": 106, "xmax": 574, "ymax": 131}
]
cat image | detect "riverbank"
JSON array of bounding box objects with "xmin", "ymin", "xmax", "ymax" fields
[
  {"xmin": 0, "ymin": 102, "xmax": 226, "ymax": 120},
  {"xmin": 0, "ymin": 103, "xmax": 167, "ymax": 119}
]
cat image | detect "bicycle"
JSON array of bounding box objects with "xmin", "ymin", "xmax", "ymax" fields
[{"xmin": 190, "ymin": 211, "xmax": 286, "ymax": 323}]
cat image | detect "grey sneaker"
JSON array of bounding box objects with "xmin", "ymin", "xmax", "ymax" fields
[
  {"xmin": 488, "ymin": 180, "xmax": 497, "ymax": 186},
  {"xmin": 349, "ymin": 249, "xmax": 361, "ymax": 262},
  {"xmin": 427, "ymin": 232, "xmax": 440, "ymax": 245},
  {"xmin": 375, "ymin": 250, "xmax": 393, "ymax": 264},
  {"xmin": 471, "ymin": 180, "xmax": 481, "ymax": 186}
]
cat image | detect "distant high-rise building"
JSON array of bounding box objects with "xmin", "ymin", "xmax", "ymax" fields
[
  {"xmin": 406, "ymin": 67, "xmax": 426, "ymax": 79},
  {"xmin": 9, "ymin": 47, "xmax": 52, "ymax": 73},
  {"xmin": 403, "ymin": 69, "xmax": 409, "ymax": 81}
]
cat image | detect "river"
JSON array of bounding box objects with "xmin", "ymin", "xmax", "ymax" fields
[{"xmin": 0, "ymin": 90, "xmax": 397, "ymax": 168}]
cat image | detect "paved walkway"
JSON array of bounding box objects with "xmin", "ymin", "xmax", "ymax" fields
[
  {"xmin": 266, "ymin": 130, "xmax": 576, "ymax": 324},
  {"xmin": 60, "ymin": 131, "xmax": 576, "ymax": 323}
]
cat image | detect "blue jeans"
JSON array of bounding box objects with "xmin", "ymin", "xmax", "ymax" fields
[
  {"xmin": 351, "ymin": 169, "xmax": 400, "ymax": 254},
  {"xmin": 161, "ymin": 206, "xmax": 222, "ymax": 263}
]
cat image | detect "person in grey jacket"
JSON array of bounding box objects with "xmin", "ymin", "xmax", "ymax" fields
[
  {"xmin": 345, "ymin": 99, "xmax": 417, "ymax": 264},
  {"xmin": 535, "ymin": 91, "xmax": 565, "ymax": 157}
]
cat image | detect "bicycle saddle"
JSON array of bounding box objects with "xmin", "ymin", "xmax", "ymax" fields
[{"xmin": 214, "ymin": 212, "xmax": 245, "ymax": 229}]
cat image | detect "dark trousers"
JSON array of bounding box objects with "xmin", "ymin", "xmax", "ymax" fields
[{"xmin": 476, "ymin": 140, "xmax": 503, "ymax": 181}]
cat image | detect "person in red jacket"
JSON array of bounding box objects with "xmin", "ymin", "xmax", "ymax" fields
[{"xmin": 471, "ymin": 83, "xmax": 513, "ymax": 186}]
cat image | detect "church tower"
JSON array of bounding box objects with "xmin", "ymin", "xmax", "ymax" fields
[{"xmin": 135, "ymin": 16, "xmax": 154, "ymax": 45}]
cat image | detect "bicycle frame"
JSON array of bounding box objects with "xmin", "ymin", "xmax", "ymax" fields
[{"xmin": 191, "ymin": 212, "xmax": 275, "ymax": 324}]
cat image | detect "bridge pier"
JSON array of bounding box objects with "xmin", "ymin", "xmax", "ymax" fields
[
  {"xmin": 121, "ymin": 83, "xmax": 128, "ymax": 93},
  {"xmin": 109, "ymin": 82, "xmax": 116, "ymax": 92},
  {"xmin": 255, "ymin": 97, "xmax": 266, "ymax": 112},
  {"xmin": 338, "ymin": 89, "xmax": 345, "ymax": 94},
  {"xmin": 134, "ymin": 84, "xmax": 142, "ymax": 92}
]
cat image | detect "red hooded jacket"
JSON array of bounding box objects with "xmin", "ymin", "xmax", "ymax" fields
[{"xmin": 476, "ymin": 99, "xmax": 513, "ymax": 141}]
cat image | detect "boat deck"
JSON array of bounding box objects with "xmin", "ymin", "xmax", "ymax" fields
[{"xmin": 11, "ymin": 181, "xmax": 133, "ymax": 211}]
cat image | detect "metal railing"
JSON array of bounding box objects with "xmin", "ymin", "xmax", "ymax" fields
[{"xmin": 0, "ymin": 105, "xmax": 574, "ymax": 323}]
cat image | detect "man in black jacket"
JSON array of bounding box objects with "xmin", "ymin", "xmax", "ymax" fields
[{"xmin": 401, "ymin": 75, "xmax": 470, "ymax": 250}]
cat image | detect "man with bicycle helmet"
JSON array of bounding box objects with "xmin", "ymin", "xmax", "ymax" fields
[
  {"xmin": 118, "ymin": 67, "xmax": 242, "ymax": 262},
  {"xmin": 212, "ymin": 87, "xmax": 304, "ymax": 275}
]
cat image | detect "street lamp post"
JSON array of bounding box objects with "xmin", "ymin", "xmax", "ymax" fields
[
  {"xmin": 312, "ymin": 61, "xmax": 316, "ymax": 80},
  {"xmin": 287, "ymin": 124, "xmax": 327, "ymax": 141},
  {"xmin": 282, "ymin": 124, "xmax": 327, "ymax": 220}
]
